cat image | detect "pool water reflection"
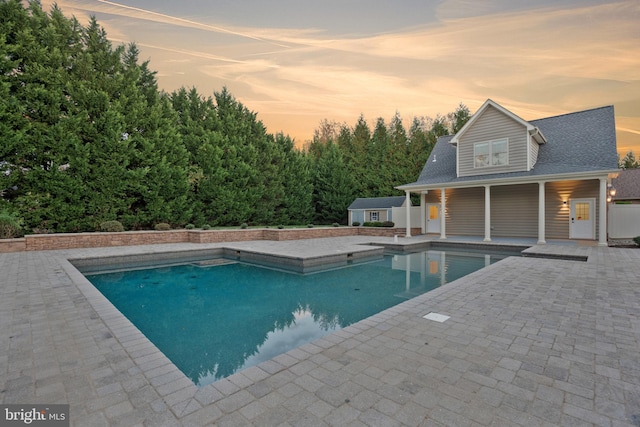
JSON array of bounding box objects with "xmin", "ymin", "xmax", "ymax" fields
[{"xmin": 87, "ymin": 248, "xmax": 512, "ymax": 386}]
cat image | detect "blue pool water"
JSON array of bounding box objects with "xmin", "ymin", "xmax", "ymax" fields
[{"xmin": 87, "ymin": 249, "xmax": 512, "ymax": 386}]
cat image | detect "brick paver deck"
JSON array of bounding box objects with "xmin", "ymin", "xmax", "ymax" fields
[{"xmin": 1, "ymin": 237, "xmax": 639, "ymax": 426}]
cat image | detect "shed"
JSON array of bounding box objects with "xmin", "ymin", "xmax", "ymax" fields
[{"xmin": 348, "ymin": 196, "xmax": 409, "ymax": 226}]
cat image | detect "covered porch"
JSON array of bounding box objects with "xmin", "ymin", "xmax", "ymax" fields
[{"xmin": 400, "ymin": 176, "xmax": 613, "ymax": 247}]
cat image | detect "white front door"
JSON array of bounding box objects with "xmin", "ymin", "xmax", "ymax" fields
[
  {"xmin": 570, "ymin": 199, "xmax": 595, "ymax": 239},
  {"xmin": 426, "ymin": 204, "xmax": 441, "ymax": 234}
]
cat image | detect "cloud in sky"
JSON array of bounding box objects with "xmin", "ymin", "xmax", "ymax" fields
[{"xmin": 41, "ymin": 0, "xmax": 640, "ymax": 154}]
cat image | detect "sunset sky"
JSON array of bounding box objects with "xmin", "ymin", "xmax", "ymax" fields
[{"xmin": 40, "ymin": 0, "xmax": 640, "ymax": 156}]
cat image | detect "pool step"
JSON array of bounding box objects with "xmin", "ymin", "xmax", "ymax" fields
[{"xmin": 191, "ymin": 258, "xmax": 238, "ymax": 268}]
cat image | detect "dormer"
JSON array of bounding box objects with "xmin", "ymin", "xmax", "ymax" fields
[{"xmin": 450, "ymin": 100, "xmax": 546, "ymax": 178}]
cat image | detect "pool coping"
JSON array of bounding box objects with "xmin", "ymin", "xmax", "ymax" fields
[
  {"xmin": 61, "ymin": 238, "xmax": 532, "ymax": 415},
  {"xmin": 7, "ymin": 236, "xmax": 637, "ymax": 426}
]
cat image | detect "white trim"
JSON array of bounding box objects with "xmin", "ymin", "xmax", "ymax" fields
[
  {"xmin": 450, "ymin": 99, "xmax": 539, "ymax": 145},
  {"xmin": 484, "ymin": 185, "xmax": 491, "ymax": 242},
  {"xmin": 440, "ymin": 188, "xmax": 447, "ymax": 240},
  {"xmin": 420, "ymin": 193, "xmax": 426, "ymax": 234},
  {"xmin": 405, "ymin": 191, "xmax": 411, "ymax": 237},
  {"xmin": 396, "ymin": 169, "xmax": 618, "ymax": 192},
  {"xmin": 473, "ymin": 138, "xmax": 509, "ymax": 168},
  {"xmin": 538, "ymin": 181, "xmax": 546, "ymax": 244},
  {"xmin": 599, "ymin": 178, "xmax": 607, "ymax": 246},
  {"xmin": 456, "ymin": 144, "xmax": 460, "ymax": 177},
  {"xmin": 527, "ymin": 132, "xmax": 532, "ymax": 171}
]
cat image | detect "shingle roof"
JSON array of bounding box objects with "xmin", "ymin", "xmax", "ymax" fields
[
  {"xmin": 348, "ymin": 196, "xmax": 406, "ymax": 210},
  {"xmin": 404, "ymin": 105, "xmax": 618, "ymax": 188},
  {"xmin": 612, "ymin": 169, "xmax": 640, "ymax": 200}
]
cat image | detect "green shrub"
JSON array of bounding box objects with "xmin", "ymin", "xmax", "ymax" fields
[
  {"xmin": 99, "ymin": 220, "xmax": 124, "ymax": 233},
  {"xmin": 352, "ymin": 221, "xmax": 360, "ymax": 227},
  {"xmin": 332, "ymin": 222, "xmax": 340, "ymax": 227},
  {"xmin": 0, "ymin": 211, "xmax": 23, "ymax": 238},
  {"xmin": 307, "ymin": 224, "xmax": 314, "ymax": 228},
  {"xmin": 633, "ymin": 236, "xmax": 640, "ymax": 247},
  {"xmin": 154, "ymin": 222, "xmax": 171, "ymax": 231},
  {"xmin": 202, "ymin": 224, "xmax": 211, "ymax": 230},
  {"xmin": 363, "ymin": 221, "xmax": 382, "ymax": 227},
  {"xmin": 185, "ymin": 223, "xmax": 195, "ymax": 230},
  {"xmin": 381, "ymin": 221, "xmax": 395, "ymax": 227},
  {"xmin": 240, "ymin": 223, "xmax": 248, "ymax": 229},
  {"xmin": 277, "ymin": 224, "xmax": 284, "ymax": 229}
]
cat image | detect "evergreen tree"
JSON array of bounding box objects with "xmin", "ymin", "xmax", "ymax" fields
[
  {"xmin": 347, "ymin": 115, "xmax": 372, "ymax": 196},
  {"xmin": 619, "ymin": 151, "xmax": 639, "ymax": 169},
  {"xmin": 1, "ymin": 2, "xmax": 190, "ymax": 231},
  {"xmin": 213, "ymin": 87, "xmax": 268, "ymax": 225},
  {"xmin": 275, "ymin": 133, "xmax": 314, "ymax": 224},
  {"xmin": 430, "ymin": 114, "xmax": 450, "ymax": 138},
  {"xmin": 1, "ymin": 1, "xmax": 90, "ymax": 231},
  {"xmin": 312, "ymin": 142, "xmax": 354, "ymax": 224},
  {"xmin": 170, "ymin": 87, "xmax": 226, "ymax": 226},
  {"xmin": 388, "ymin": 112, "xmax": 413, "ymax": 191},
  {"xmin": 449, "ymin": 103, "xmax": 471, "ymax": 134},
  {"xmin": 368, "ymin": 117, "xmax": 389, "ymax": 197},
  {"xmin": 407, "ymin": 117, "xmax": 433, "ymax": 177}
]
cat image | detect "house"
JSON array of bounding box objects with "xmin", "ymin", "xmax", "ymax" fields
[
  {"xmin": 348, "ymin": 196, "xmax": 409, "ymax": 226},
  {"xmin": 610, "ymin": 169, "xmax": 640, "ymax": 204},
  {"xmin": 397, "ymin": 99, "xmax": 619, "ymax": 245}
]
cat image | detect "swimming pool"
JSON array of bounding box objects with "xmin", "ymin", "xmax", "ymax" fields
[{"xmin": 86, "ymin": 248, "xmax": 513, "ymax": 386}]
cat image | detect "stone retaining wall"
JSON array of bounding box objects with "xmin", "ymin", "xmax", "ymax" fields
[
  {"xmin": 0, "ymin": 227, "xmax": 423, "ymax": 252},
  {"xmin": 0, "ymin": 238, "xmax": 26, "ymax": 252}
]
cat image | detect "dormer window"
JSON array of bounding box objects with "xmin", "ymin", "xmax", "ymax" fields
[{"xmin": 474, "ymin": 138, "xmax": 508, "ymax": 168}]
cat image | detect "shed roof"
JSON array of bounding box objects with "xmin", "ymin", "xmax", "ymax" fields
[{"xmin": 348, "ymin": 196, "xmax": 406, "ymax": 210}]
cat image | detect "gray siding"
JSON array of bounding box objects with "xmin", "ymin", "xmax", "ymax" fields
[
  {"xmin": 546, "ymin": 180, "xmax": 600, "ymax": 239},
  {"xmin": 458, "ymin": 105, "xmax": 528, "ymax": 177},
  {"xmin": 350, "ymin": 209, "xmax": 391, "ymax": 224},
  {"xmin": 363, "ymin": 209, "xmax": 389, "ymax": 222},
  {"xmin": 491, "ymin": 184, "xmax": 538, "ymax": 237},
  {"xmin": 529, "ymin": 138, "xmax": 539, "ymax": 169},
  {"xmin": 445, "ymin": 188, "xmax": 485, "ymax": 235},
  {"xmin": 421, "ymin": 180, "xmax": 600, "ymax": 240},
  {"xmin": 424, "ymin": 192, "xmax": 441, "ymax": 204}
]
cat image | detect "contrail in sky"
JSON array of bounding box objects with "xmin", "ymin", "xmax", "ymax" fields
[
  {"xmin": 97, "ymin": 0, "xmax": 291, "ymax": 48},
  {"xmin": 107, "ymin": 38, "xmax": 249, "ymax": 64}
]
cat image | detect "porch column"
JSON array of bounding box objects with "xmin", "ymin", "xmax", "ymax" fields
[
  {"xmin": 484, "ymin": 185, "xmax": 491, "ymax": 242},
  {"xmin": 405, "ymin": 190, "xmax": 412, "ymax": 237},
  {"xmin": 598, "ymin": 177, "xmax": 607, "ymax": 246},
  {"xmin": 440, "ymin": 188, "xmax": 447, "ymax": 240},
  {"xmin": 538, "ymin": 181, "xmax": 546, "ymax": 244},
  {"xmin": 420, "ymin": 192, "xmax": 427, "ymax": 234}
]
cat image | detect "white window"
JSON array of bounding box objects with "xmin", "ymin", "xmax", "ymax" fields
[
  {"xmin": 369, "ymin": 211, "xmax": 379, "ymax": 221},
  {"xmin": 474, "ymin": 138, "xmax": 508, "ymax": 168}
]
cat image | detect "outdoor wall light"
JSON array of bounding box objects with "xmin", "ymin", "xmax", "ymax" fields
[
  {"xmin": 608, "ymin": 185, "xmax": 617, "ymax": 197},
  {"xmin": 563, "ymin": 200, "xmax": 567, "ymax": 205}
]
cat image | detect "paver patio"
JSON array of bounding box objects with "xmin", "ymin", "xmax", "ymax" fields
[{"xmin": 1, "ymin": 236, "xmax": 639, "ymax": 426}]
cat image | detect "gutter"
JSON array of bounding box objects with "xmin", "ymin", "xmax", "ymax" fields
[{"xmin": 396, "ymin": 168, "xmax": 620, "ymax": 192}]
